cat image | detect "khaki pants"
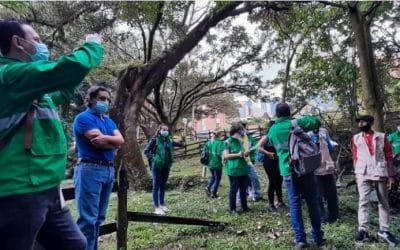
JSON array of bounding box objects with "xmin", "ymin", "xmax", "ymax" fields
[{"xmin": 356, "ymin": 174, "xmax": 390, "ymax": 232}]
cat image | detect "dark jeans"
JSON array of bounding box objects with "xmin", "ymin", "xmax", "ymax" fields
[
  {"xmin": 283, "ymin": 174, "xmax": 324, "ymax": 244},
  {"xmin": 228, "ymin": 175, "xmax": 249, "ymax": 211},
  {"xmin": 207, "ymin": 169, "xmax": 222, "ymax": 195},
  {"xmin": 315, "ymin": 174, "xmax": 339, "ymax": 222},
  {"xmin": 0, "ymin": 187, "xmax": 86, "ymax": 250},
  {"xmin": 152, "ymin": 164, "xmax": 171, "ymax": 207},
  {"xmin": 263, "ymin": 159, "xmax": 283, "ymax": 205}
]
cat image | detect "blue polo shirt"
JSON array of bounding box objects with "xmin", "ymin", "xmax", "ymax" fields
[{"xmin": 73, "ymin": 108, "xmax": 118, "ymax": 161}]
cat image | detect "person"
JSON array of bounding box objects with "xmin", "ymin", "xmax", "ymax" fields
[
  {"xmin": 309, "ymin": 127, "xmax": 339, "ymax": 223},
  {"xmin": 351, "ymin": 115, "xmax": 398, "ymax": 246},
  {"xmin": 0, "ymin": 18, "xmax": 103, "ymax": 250},
  {"xmin": 268, "ymin": 103, "xmax": 324, "ymax": 248},
  {"xmin": 73, "ymin": 85, "xmax": 124, "ymax": 250},
  {"xmin": 387, "ymin": 123, "xmax": 400, "ymax": 207},
  {"xmin": 223, "ymin": 123, "xmax": 251, "ymax": 215},
  {"xmin": 204, "ymin": 131, "xmax": 225, "ymax": 198},
  {"xmin": 144, "ymin": 124, "xmax": 184, "ymax": 215},
  {"xmin": 239, "ymin": 121, "xmax": 263, "ymax": 202},
  {"xmin": 258, "ymin": 121, "xmax": 285, "ymax": 212}
]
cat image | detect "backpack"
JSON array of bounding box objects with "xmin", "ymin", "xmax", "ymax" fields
[
  {"xmin": 289, "ymin": 119, "xmax": 321, "ymax": 176},
  {"xmin": 200, "ymin": 142, "xmax": 210, "ymax": 165}
]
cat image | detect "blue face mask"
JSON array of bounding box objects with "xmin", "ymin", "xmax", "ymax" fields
[
  {"xmin": 94, "ymin": 101, "xmax": 109, "ymax": 115},
  {"xmin": 19, "ymin": 37, "xmax": 50, "ymax": 61},
  {"xmin": 160, "ymin": 131, "xmax": 169, "ymax": 137},
  {"xmin": 31, "ymin": 43, "xmax": 50, "ymax": 61}
]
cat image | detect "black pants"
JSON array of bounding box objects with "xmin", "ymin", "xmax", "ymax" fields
[
  {"xmin": 228, "ymin": 175, "xmax": 248, "ymax": 211},
  {"xmin": 315, "ymin": 174, "xmax": 339, "ymax": 222},
  {"xmin": 263, "ymin": 159, "xmax": 283, "ymax": 205}
]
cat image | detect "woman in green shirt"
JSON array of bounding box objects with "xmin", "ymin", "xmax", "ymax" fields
[
  {"xmin": 204, "ymin": 131, "xmax": 225, "ymax": 198},
  {"xmin": 223, "ymin": 123, "xmax": 250, "ymax": 215}
]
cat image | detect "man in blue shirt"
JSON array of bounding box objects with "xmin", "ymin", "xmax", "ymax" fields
[{"xmin": 73, "ymin": 85, "xmax": 124, "ymax": 250}]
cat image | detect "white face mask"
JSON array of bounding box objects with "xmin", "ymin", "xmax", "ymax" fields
[{"xmin": 397, "ymin": 127, "xmax": 400, "ymax": 132}]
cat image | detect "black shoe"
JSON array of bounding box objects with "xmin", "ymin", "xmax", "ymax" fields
[
  {"xmin": 204, "ymin": 187, "xmax": 211, "ymax": 196},
  {"xmin": 276, "ymin": 202, "xmax": 288, "ymax": 209},
  {"xmin": 312, "ymin": 238, "xmax": 326, "ymax": 247},
  {"xmin": 267, "ymin": 205, "xmax": 278, "ymax": 213},
  {"xmin": 294, "ymin": 241, "xmax": 307, "ymax": 249},
  {"xmin": 211, "ymin": 193, "xmax": 219, "ymax": 199},
  {"xmin": 378, "ymin": 231, "xmax": 399, "ymax": 246},
  {"xmin": 253, "ymin": 197, "xmax": 264, "ymax": 202},
  {"xmin": 242, "ymin": 207, "xmax": 251, "ymax": 212},
  {"xmin": 355, "ymin": 230, "xmax": 370, "ymax": 242}
]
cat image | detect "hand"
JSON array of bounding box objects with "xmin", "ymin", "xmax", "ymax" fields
[
  {"xmin": 86, "ymin": 33, "xmax": 102, "ymax": 44},
  {"xmin": 244, "ymin": 151, "xmax": 250, "ymax": 157},
  {"xmin": 267, "ymin": 152, "xmax": 275, "ymax": 159},
  {"xmin": 388, "ymin": 177, "xmax": 395, "ymax": 190},
  {"xmin": 90, "ymin": 134, "xmax": 109, "ymax": 147}
]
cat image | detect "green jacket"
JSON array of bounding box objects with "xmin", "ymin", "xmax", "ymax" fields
[
  {"xmin": 205, "ymin": 139, "xmax": 224, "ymax": 170},
  {"xmin": 388, "ymin": 131, "xmax": 400, "ymax": 156},
  {"xmin": 0, "ymin": 42, "xmax": 103, "ymax": 197},
  {"xmin": 267, "ymin": 115, "xmax": 320, "ymax": 177},
  {"xmin": 153, "ymin": 136, "xmax": 174, "ymax": 168},
  {"xmin": 224, "ymin": 137, "xmax": 250, "ymax": 177}
]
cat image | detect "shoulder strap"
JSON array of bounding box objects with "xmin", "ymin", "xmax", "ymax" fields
[{"xmin": 0, "ymin": 104, "xmax": 35, "ymax": 151}]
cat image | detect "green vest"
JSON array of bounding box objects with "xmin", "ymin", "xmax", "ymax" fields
[
  {"xmin": 388, "ymin": 131, "xmax": 400, "ymax": 155},
  {"xmin": 153, "ymin": 136, "xmax": 174, "ymax": 168},
  {"xmin": 206, "ymin": 139, "xmax": 224, "ymax": 170},
  {"xmin": 0, "ymin": 42, "xmax": 103, "ymax": 197},
  {"xmin": 224, "ymin": 137, "xmax": 250, "ymax": 177}
]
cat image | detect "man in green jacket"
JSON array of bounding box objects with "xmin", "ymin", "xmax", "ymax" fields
[
  {"xmin": 0, "ymin": 18, "xmax": 103, "ymax": 250},
  {"xmin": 268, "ymin": 103, "xmax": 325, "ymax": 248}
]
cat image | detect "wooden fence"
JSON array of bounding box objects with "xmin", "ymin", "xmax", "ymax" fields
[
  {"xmin": 173, "ymin": 126, "xmax": 264, "ymax": 160},
  {"xmin": 61, "ymin": 163, "xmax": 225, "ymax": 249}
]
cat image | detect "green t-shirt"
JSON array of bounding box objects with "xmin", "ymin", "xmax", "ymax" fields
[
  {"xmin": 388, "ymin": 131, "xmax": 400, "ymax": 155},
  {"xmin": 205, "ymin": 139, "xmax": 225, "ymax": 170},
  {"xmin": 223, "ymin": 137, "xmax": 250, "ymax": 176}
]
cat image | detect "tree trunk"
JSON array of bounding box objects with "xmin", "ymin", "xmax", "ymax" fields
[
  {"xmin": 110, "ymin": 66, "xmax": 150, "ymax": 189},
  {"xmin": 348, "ymin": 4, "xmax": 384, "ymax": 131}
]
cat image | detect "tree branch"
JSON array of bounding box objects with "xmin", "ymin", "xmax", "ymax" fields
[
  {"xmin": 319, "ymin": 1, "xmax": 346, "ymax": 9},
  {"xmin": 147, "ymin": 1, "xmax": 164, "ymax": 62}
]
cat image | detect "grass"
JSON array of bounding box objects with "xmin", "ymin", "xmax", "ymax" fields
[{"xmin": 66, "ymin": 157, "xmax": 400, "ymax": 249}]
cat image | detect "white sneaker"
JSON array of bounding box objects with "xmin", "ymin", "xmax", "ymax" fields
[
  {"xmin": 154, "ymin": 207, "xmax": 165, "ymax": 215},
  {"xmin": 160, "ymin": 205, "xmax": 170, "ymax": 212}
]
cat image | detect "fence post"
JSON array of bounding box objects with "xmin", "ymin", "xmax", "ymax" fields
[{"xmin": 117, "ymin": 161, "xmax": 128, "ymax": 250}]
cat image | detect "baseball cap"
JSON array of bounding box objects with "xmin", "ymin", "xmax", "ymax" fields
[{"xmin": 355, "ymin": 115, "xmax": 374, "ymax": 123}]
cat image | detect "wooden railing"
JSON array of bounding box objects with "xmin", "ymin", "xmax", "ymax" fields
[{"xmin": 62, "ymin": 163, "xmax": 226, "ymax": 249}]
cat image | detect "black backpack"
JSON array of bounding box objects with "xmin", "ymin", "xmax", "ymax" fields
[
  {"xmin": 289, "ymin": 119, "xmax": 321, "ymax": 176},
  {"xmin": 200, "ymin": 142, "xmax": 210, "ymax": 165}
]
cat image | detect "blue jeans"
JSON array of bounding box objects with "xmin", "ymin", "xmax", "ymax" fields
[
  {"xmin": 74, "ymin": 163, "xmax": 115, "ymax": 250},
  {"xmin": 283, "ymin": 174, "xmax": 324, "ymax": 244},
  {"xmin": 315, "ymin": 174, "xmax": 339, "ymax": 222},
  {"xmin": 152, "ymin": 164, "xmax": 171, "ymax": 207},
  {"xmin": 248, "ymin": 163, "xmax": 262, "ymax": 199},
  {"xmin": 0, "ymin": 187, "xmax": 86, "ymax": 250},
  {"xmin": 207, "ymin": 169, "xmax": 222, "ymax": 195},
  {"xmin": 229, "ymin": 175, "xmax": 249, "ymax": 211}
]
